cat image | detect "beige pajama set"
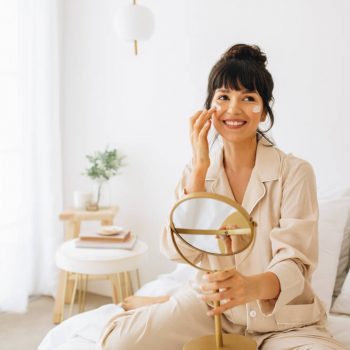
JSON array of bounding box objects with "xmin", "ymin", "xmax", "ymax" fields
[{"xmin": 98, "ymin": 138, "xmax": 346, "ymax": 350}]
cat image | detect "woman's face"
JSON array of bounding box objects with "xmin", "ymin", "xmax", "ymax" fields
[{"xmin": 210, "ymin": 86, "xmax": 266, "ymax": 144}]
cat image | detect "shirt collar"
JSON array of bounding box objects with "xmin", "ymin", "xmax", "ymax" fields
[{"xmin": 205, "ymin": 136, "xmax": 281, "ymax": 183}]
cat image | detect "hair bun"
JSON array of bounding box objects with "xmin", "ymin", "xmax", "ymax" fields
[{"xmin": 223, "ymin": 44, "xmax": 267, "ymax": 67}]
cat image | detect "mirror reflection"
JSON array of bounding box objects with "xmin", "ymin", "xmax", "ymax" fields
[{"xmin": 171, "ymin": 195, "xmax": 254, "ymax": 269}]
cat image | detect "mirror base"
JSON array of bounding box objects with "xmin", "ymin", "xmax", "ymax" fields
[{"xmin": 183, "ymin": 334, "xmax": 257, "ymax": 350}]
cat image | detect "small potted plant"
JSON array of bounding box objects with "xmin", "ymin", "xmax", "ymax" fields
[{"xmin": 82, "ymin": 146, "xmax": 125, "ymax": 210}]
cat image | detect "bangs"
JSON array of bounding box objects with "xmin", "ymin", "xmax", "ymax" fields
[{"xmin": 210, "ymin": 60, "xmax": 261, "ymax": 93}]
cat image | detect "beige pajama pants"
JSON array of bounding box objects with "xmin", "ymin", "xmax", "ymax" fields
[{"xmin": 98, "ymin": 286, "xmax": 347, "ymax": 350}]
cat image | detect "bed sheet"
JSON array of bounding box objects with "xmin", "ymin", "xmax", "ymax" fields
[
  {"xmin": 327, "ymin": 313, "xmax": 350, "ymax": 349},
  {"xmin": 38, "ymin": 265, "xmax": 350, "ymax": 350},
  {"xmin": 38, "ymin": 265, "xmax": 193, "ymax": 350}
]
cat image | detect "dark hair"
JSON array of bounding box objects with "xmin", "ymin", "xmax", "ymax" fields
[{"xmin": 205, "ymin": 43, "xmax": 275, "ymax": 144}]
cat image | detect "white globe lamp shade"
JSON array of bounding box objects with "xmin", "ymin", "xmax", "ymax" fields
[{"xmin": 114, "ymin": 3, "xmax": 154, "ymax": 55}]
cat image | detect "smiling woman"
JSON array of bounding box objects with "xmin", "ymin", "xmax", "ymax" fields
[
  {"xmin": 38, "ymin": 43, "xmax": 348, "ymax": 350},
  {"xmin": 97, "ymin": 44, "xmax": 346, "ymax": 350}
]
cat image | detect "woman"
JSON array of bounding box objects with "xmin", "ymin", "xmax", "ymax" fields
[{"xmin": 99, "ymin": 44, "xmax": 345, "ymax": 349}]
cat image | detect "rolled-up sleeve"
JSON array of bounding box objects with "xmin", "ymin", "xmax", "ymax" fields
[{"xmin": 258, "ymin": 159, "xmax": 319, "ymax": 316}]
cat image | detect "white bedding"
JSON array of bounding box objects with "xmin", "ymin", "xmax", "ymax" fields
[
  {"xmin": 38, "ymin": 265, "xmax": 350, "ymax": 350},
  {"xmin": 327, "ymin": 313, "xmax": 350, "ymax": 348},
  {"xmin": 38, "ymin": 265, "xmax": 195, "ymax": 350}
]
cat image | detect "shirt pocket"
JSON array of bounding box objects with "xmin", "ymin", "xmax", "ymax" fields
[{"xmin": 275, "ymin": 297, "xmax": 323, "ymax": 331}]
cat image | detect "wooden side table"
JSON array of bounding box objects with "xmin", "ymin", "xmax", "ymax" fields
[
  {"xmin": 54, "ymin": 239, "xmax": 148, "ymax": 323},
  {"xmin": 53, "ymin": 206, "xmax": 119, "ymax": 324}
]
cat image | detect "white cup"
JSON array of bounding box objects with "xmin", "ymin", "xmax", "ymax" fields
[{"xmin": 73, "ymin": 191, "xmax": 92, "ymax": 210}]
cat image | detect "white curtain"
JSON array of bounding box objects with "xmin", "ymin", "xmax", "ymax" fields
[{"xmin": 0, "ymin": 0, "xmax": 62, "ymax": 312}]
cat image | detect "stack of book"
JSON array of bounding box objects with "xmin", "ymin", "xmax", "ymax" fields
[{"xmin": 75, "ymin": 226, "xmax": 137, "ymax": 250}]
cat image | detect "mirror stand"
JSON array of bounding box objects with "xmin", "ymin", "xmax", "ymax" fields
[
  {"xmin": 170, "ymin": 193, "xmax": 257, "ymax": 350},
  {"xmin": 183, "ymin": 288, "xmax": 256, "ymax": 350}
]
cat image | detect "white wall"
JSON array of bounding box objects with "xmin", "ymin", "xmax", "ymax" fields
[{"xmin": 60, "ymin": 0, "xmax": 350, "ymax": 294}]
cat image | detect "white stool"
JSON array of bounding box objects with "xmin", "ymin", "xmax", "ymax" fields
[{"xmin": 54, "ymin": 238, "xmax": 148, "ymax": 323}]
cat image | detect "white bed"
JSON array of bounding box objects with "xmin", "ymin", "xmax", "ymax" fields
[
  {"xmin": 39, "ymin": 189, "xmax": 350, "ymax": 350},
  {"xmin": 38, "ymin": 264, "xmax": 350, "ymax": 350},
  {"xmin": 38, "ymin": 265, "xmax": 194, "ymax": 350},
  {"xmin": 327, "ymin": 313, "xmax": 350, "ymax": 348}
]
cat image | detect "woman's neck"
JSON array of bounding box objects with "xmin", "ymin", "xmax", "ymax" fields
[{"xmin": 223, "ymin": 136, "xmax": 258, "ymax": 173}]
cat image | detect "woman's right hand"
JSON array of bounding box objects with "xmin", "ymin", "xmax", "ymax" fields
[
  {"xmin": 189, "ymin": 108, "xmax": 216, "ymax": 170},
  {"xmin": 186, "ymin": 108, "xmax": 216, "ymax": 194}
]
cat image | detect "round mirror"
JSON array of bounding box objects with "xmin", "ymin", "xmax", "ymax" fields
[
  {"xmin": 169, "ymin": 192, "xmax": 258, "ymax": 349},
  {"xmin": 169, "ymin": 192, "xmax": 256, "ymax": 272}
]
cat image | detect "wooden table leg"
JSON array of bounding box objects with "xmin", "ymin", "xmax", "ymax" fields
[
  {"xmin": 136, "ymin": 269, "xmax": 141, "ymax": 289},
  {"xmin": 68, "ymin": 273, "xmax": 79, "ymax": 317},
  {"xmin": 128, "ymin": 271, "xmax": 134, "ymax": 294},
  {"xmin": 78, "ymin": 274, "xmax": 83, "ymax": 312},
  {"xmin": 110, "ymin": 274, "xmax": 125, "ymax": 304},
  {"xmin": 124, "ymin": 271, "xmax": 133, "ymax": 297},
  {"xmin": 80, "ymin": 275, "xmax": 88, "ymax": 312},
  {"xmin": 117, "ymin": 273, "xmax": 124, "ymax": 303},
  {"xmin": 52, "ymin": 270, "xmax": 68, "ymax": 324},
  {"xmin": 64, "ymin": 221, "xmax": 80, "ymax": 303}
]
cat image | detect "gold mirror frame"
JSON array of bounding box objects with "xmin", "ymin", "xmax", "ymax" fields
[
  {"xmin": 169, "ymin": 192, "xmax": 258, "ymax": 350},
  {"xmin": 169, "ymin": 192, "xmax": 257, "ymax": 272}
]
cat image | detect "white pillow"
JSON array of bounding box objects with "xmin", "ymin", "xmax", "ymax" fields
[
  {"xmin": 333, "ymin": 217, "xmax": 350, "ymax": 298},
  {"xmin": 312, "ymin": 198, "xmax": 350, "ymax": 312},
  {"xmin": 318, "ymin": 187, "xmax": 350, "ymax": 299},
  {"xmin": 332, "ymin": 269, "xmax": 350, "ymax": 314},
  {"xmin": 318, "ymin": 186, "xmax": 350, "ymax": 201}
]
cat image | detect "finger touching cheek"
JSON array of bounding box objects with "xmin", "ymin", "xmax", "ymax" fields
[
  {"xmin": 212, "ymin": 103, "xmax": 223, "ymax": 114},
  {"xmin": 211, "ymin": 106, "xmax": 222, "ymax": 123}
]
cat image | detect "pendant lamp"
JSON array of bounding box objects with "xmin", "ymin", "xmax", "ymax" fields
[{"xmin": 114, "ymin": 0, "xmax": 155, "ymax": 55}]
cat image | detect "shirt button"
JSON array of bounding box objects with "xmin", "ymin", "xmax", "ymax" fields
[{"xmin": 249, "ymin": 310, "xmax": 257, "ymax": 318}]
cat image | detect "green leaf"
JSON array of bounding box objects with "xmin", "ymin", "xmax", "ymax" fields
[{"xmin": 82, "ymin": 146, "xmax": 125, "ymax": 181}]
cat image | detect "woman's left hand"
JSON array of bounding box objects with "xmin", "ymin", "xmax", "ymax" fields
[{"xmin": 199, "ymin": 269, "xmax": 259, "ymax": 316}]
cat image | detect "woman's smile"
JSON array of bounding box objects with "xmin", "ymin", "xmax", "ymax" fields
[{"xmin": 222, "ymin": 119, "xmax": 247, "ymax": 129}]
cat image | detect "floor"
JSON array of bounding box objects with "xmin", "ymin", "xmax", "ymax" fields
[{"xmin": 0, "ymin": 293, "xmax": 111, "ymax": 350}]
